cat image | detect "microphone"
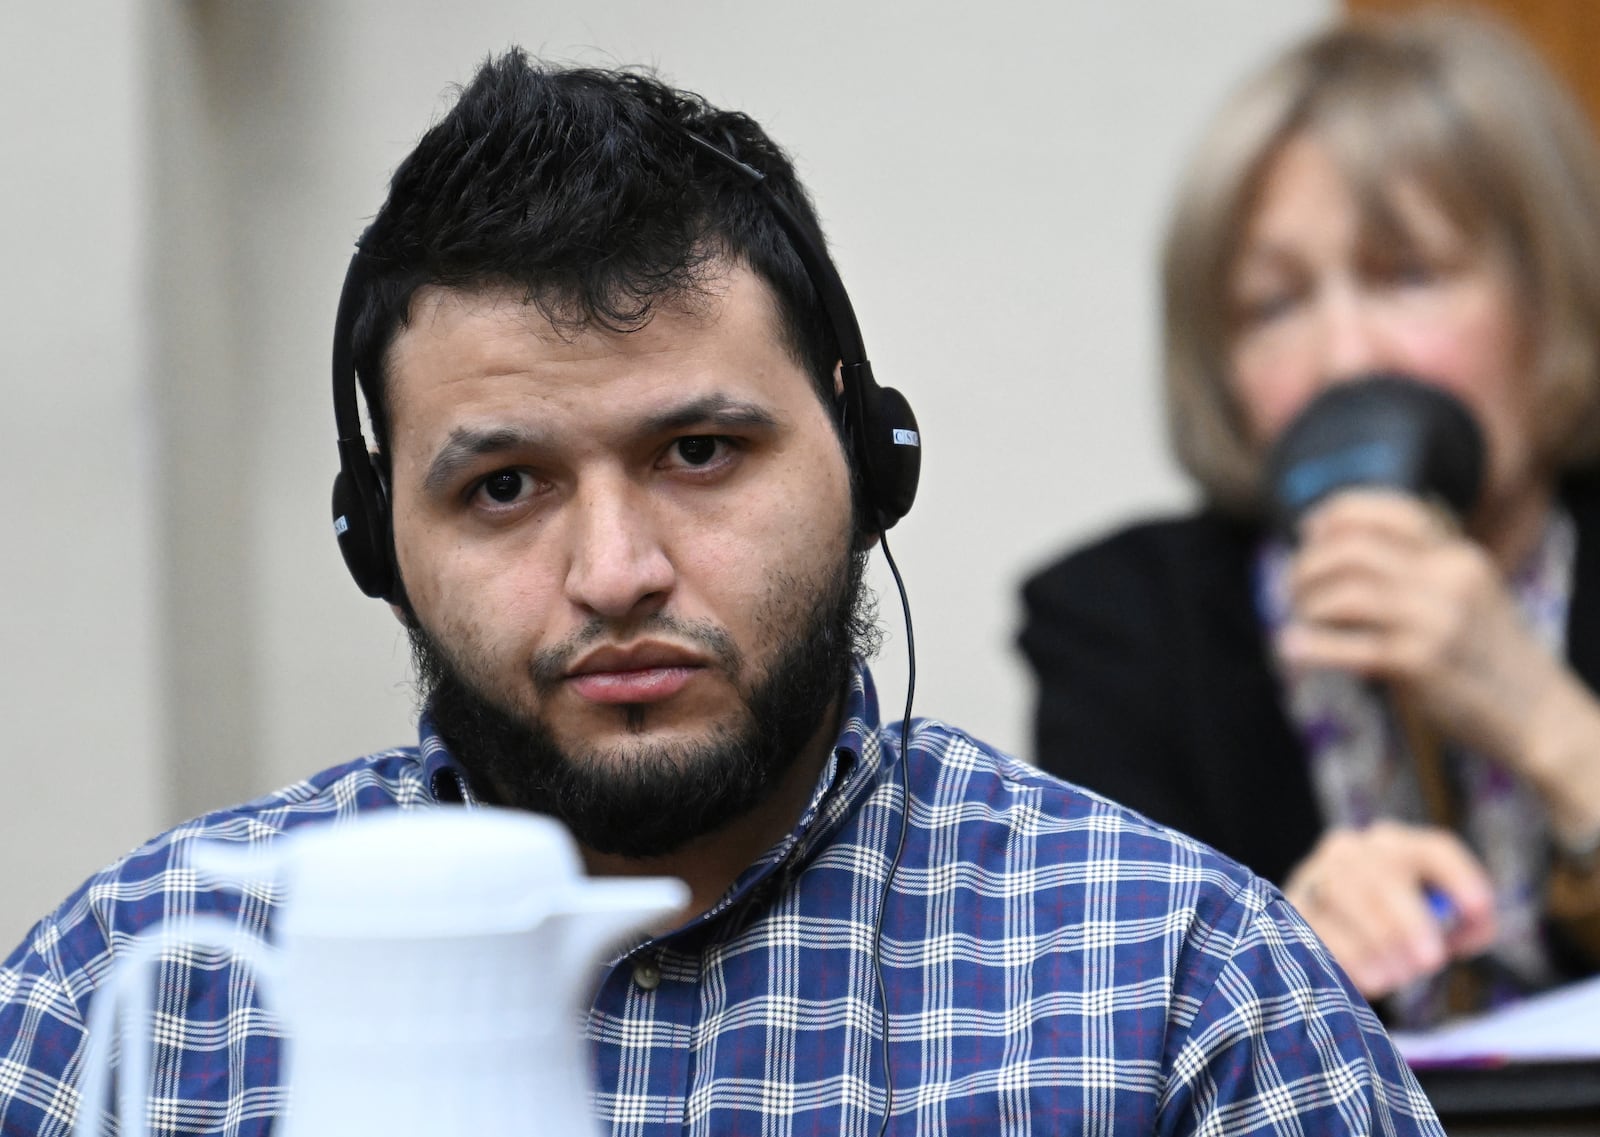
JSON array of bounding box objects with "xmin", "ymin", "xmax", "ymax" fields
[{"xmin": 1263, "ymin": 373, "xmax": 1485, "ymax": 540}]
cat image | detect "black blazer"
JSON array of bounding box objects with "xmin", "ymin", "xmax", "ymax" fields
[{"xmin": 1018, "ymin": 476, "xmax": 1600, "ymax": 887}]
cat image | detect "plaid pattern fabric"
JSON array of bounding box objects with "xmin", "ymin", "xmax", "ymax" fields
[{"xmin": 1, "ymin": 664, "xmax": 1441, "ymax": 1135}]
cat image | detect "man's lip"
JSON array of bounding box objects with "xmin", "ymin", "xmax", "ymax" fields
[
  {"xmin": 566, "ymin": 666, "xmax": 700, "ymax": 705},
  {"xmin": 565, "ymin": 642, "xmax": 710, "ymax": 678},
  {"xmin": 563, "ymin": 643, "xmax": 710, "ymax": 706}
]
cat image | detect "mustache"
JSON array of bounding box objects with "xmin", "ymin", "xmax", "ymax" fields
[{"xmin": 527, "ymin": 612, "xmax": 744, "ymax": 693}]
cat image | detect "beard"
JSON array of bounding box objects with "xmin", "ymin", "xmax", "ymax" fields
[{"xmin": 408, "ymin": 547, "xmax": 880, "ymax": 858}]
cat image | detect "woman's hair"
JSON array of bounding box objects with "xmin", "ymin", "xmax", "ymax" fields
[{"xmin": 1164, "ymin": 9, "xmax": 1600, "ymax": 514}]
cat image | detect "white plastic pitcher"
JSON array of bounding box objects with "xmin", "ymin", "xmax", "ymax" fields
[{"xmin": 74, "ymin": 808, "xmax": 686, "ymax": 1137}]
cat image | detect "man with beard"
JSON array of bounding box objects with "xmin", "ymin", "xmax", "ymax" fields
[{"xmin": 0, "ymin": 53, "xmax": 1442, "ymax": 1137}]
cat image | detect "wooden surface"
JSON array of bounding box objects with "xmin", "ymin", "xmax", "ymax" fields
[{"xmin": 1347, "ymin": 0, "xmax": 1600, "ymax": 132}]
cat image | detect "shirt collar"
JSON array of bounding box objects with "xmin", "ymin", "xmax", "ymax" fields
[
  {"xmin": 788, "ymin": 659, "xmax": 895, "ymax": 864},
  {"xmin": 416, "ymin": 719, "xmax": 477, "ymax": 805}
]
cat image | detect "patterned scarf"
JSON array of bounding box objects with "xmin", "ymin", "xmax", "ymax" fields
[{"xmin": 1254, "ymin": 509, "xmax": 1574, "ymax": 1027}]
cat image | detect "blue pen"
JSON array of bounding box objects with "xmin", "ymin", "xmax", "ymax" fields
[{"xmin": 1424, "ymin": 887, "xmax": 1458, "ymax": 930}]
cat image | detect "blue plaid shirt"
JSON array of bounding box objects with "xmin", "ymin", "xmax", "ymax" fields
[{"xmin": 2, "ymin": 664, "xmax": 1440, "ymax": 1135}]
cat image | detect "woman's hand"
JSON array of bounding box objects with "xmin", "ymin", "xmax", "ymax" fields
[
  {"xmin": 1283, "ymin": 820, "xmax": 1497, "ymax": 998},
  {"xmin": 1277, "ymin": 490, "xmax": 1600, "ymax": 841},
  {"xmin": 1280, "ymin": 490, "xmax": 1550, "ymax": 757}
]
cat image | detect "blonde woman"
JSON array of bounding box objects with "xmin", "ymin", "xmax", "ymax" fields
[{"xmin": 1020, "ymin": 10, "xmax": 1600, "ymax": 1027}]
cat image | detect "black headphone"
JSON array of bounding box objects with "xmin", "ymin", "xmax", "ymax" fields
[
  {"xmin": 331, "ymin": 129, "xmax": 921, "ymax": 603},
  {"xmin": 329, "ymin": 242, "xmax": 398, "ymax": 602}
]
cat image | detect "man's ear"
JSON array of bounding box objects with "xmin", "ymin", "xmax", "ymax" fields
[
  {"xmin": 389, "ymin": 602, "xmax": 410, "ymax": 626},
  {"xmin": 833, "ymin": 361, "xmax": 845, "ymax": 398}
]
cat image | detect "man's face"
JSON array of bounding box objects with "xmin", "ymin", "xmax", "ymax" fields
[{"xmin": 384, "ymin": 265, "xmax": 867, "ymax": 855}]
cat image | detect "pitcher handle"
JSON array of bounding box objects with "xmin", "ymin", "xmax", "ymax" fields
[{"xmin": 73, "ymin": 916, "xmax": 281, "ymax": 1137}]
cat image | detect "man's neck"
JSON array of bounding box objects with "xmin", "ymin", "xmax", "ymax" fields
[{"xmin": 580, "ymin": 698, "xmax": 845, "ymax": 919}]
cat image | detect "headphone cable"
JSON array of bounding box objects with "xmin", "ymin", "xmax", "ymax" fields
[{"xmin": 871, "ymin": 528, "xmax": 914, "ymax": 1137}]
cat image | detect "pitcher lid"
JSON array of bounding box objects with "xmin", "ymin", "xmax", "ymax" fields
[{"xmin": 272, "ymin": 808, "xmax": 591, "ymax": 938}]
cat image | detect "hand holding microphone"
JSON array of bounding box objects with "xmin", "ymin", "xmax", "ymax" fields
[
  {"xmin": 1267, "ymin": 374, "xmax": 1507, "ymax": 996},
  {"xmin": 1268, "ymin": 376, "xmax": 1600, "ymax": 1000},
  {"xmin": 1266, "ymin": 374, "xmax": 1576, "ymax": 787}
]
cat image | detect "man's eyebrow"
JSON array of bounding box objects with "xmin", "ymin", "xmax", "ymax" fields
[
  {"xmin": 421, "ymin": 426, "xmax": 549, "ymax": 496},
  {"xmin": 640, "ymin": 394, "xmax": 782, "ymax": 435},
  {"xmin": 419, "ymin": 396, "xmax": 783, "ymax": 496}
]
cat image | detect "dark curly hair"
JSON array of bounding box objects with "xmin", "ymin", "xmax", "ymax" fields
[{"xmin": 350, "ymin": 50, "xmax": 840, "ymax": 457}]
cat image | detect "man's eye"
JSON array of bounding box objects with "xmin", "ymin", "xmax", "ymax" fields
[
  {"xmin": 478, "ymin": 470, "xmax": 529, "ymax": 504},
  {"xmin": 672, "ymin": 437, "xmax": 723, "ymax": 466}
]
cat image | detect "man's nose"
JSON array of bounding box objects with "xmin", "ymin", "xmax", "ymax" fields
[{"xmin": 563, "ymin": 477, "xmax": 675, "ymax": 622}]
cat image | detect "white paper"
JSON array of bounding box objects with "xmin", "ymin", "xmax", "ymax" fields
[{"xmin": 1390, "ymin": 974, "xmax": 1600, "ymax": 1066}]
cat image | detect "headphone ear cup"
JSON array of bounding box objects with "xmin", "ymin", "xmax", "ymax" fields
[
  {"xmin": 332, "ymin": 462, "xmax": 395, "ymax": 601},
  {"xmin": 857, "ymin": 384, "xmax": 921, "ymax": 531}
]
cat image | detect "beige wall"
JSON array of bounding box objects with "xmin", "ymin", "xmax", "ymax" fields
[
  {"xmin": 0, "ymin": 5, "xmax": 162, "ymax": 945},
  {"xmin": 1, "ymin": 0, "xmax": 1333, "ymax": 946}
]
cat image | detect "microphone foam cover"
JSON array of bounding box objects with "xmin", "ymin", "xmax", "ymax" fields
[{"xmin": 1263, "ymin": 373, "xmax": 1485, "ymax": 539}]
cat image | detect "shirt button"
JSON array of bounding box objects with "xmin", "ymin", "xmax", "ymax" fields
[{"xmin": 631, "ymin": 957, "xmax": 662, "ymax": 991}]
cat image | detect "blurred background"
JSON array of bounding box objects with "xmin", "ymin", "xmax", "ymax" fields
[{"xmin": 5, "ymin": 0, "xmax": 1591, "ymax": 945}]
